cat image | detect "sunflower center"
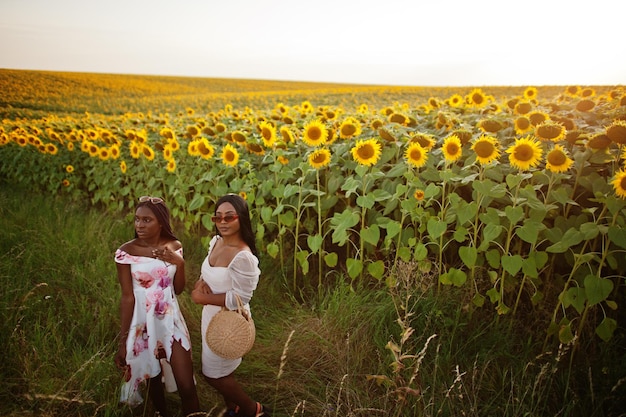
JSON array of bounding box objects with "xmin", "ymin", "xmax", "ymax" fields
[
  {"xmin": 358, "ymin": 144, "xmax": 375, "ymax": 159},
  {"xmin": 342, "ymin": 124, "xmax": 357, "ymax": 136},
  {"xmin": 537, "ymin": 124, "xmax": 562, "ymax": 140},
  {"xmin": 514, "ymin": 144, "xmax": 535, "ymax": 162},
  {"xmin": 312, "ymin": 153, "xmax": 327, "ymax": 164},
  {"xmin": 225, "ymin": 150, "xmax": 235, "ymax": 161},
  {"xmin": 308, "ymin": 127, "xmax": 321, "ymax": 141},
  {"xmin": 446, "ymin": 143, "xmax": 459, "ymax": 155},
  {"xmin": 474, "ymin": 141, "xmax": 495, "ymax": 158},
  {"xmin": 547, "ymin": 150, "xmax": 566, "ymax": 166},
  {"xmin": 262, "ymin": 128, "xmax": 272, "ymax": 141}
]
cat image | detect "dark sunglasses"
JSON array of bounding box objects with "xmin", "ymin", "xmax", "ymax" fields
[
  {"xmin": 211, "ymin": 214, "xmax": 239, "ymax": 223},
  {"xmin": 139, "ymin": 196, "xmax": 164, "ymax": 204}
]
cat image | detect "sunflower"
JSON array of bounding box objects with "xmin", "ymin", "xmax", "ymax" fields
[
  {"xmin": 565, "ymin": 85, "xmax": 581, "ymax": 97},
  {"xmin": 357, "ymin": 104, "xmax": 369, "ymax": 114},
  {"xmin": 279, "ymin": 126, "xmax": 296, "ymax": 143},
  {"xmin": 606, "ymin": 120, "xmax": 626, "ymax": 145},
  {"xmin": 221, "ymin": 143, "xmax": 239, "ymax": 167},
  {"xmin": 409, "ymin": 133, "xmax": 436, "ymax": 151},
  {"xmin": 246, "ymin": 142, "xmax": 265, "ymax": 156},
  {"xmin": 471, "ymin": 135, "xmax": 500, "ymax": 165},
  {"xmin": 88, "ymin": 143, "xmax": 99, "ymax": 158},
  {"xmin": 388, "ymin": 112, "xmax": 410, "ymax": 126},
  {"xmin": 466, "ymin": 88, "xmax": 489, "ymax": 108},
  {"xmin": 302, "ymin": 119, "xmax": 328, "ymax": 146},
  {"xmin": 215, "ymin": 123, "xmax": 227, "ymax": 133},
  {"xmin": 141, "ymin": 145, "xmax": 155, "ymax": 161},
  {"xmin": 232, "ymin": 130, "xmax": 248, "ymax": 144},
  {"xmin": 65, "ymin": 165, "xmax": 74, "ymax": 173},
  {"xmin": 514, "ymin": 116, "xmax": 533, "ymax": 135},
  {"xmin": 130, "ymin": 142, "xmax": 140, "ymax": 159},
  {"xmin": 506, "ymin": 136, "xmax": 543, "ymax": 171},
  {"xmin": 98, "ymin": 147, "xmax": 111, "ymax": 161},
  {"xmin": 160, "ymin": 127, "xmax": 176, "ymax": 140},
  {"xmin": 514, "ymin": 101, "xmax": 532, "ymax": 115},
  {"xmin": 576, "ymin": 99, "xmax": 595, "ymax": 112},
  {"xmin": 448, "ymin": 94, "xmax": 464, "ymax": 108},
  {"xmin": 120, "ymin": 160, "xmax": 127, "ymax": 174},
  {"xmin": 168, "ymin": 138, "xmax": 180, "ymax": 151},
  {"xmin": 197, "ymin": 138, "xmax": 215, "ymax": 160},
  {"xmin": 404, "ymin": 142, "xmax": 428, "ymax": 168},
  {"xmin": 45, "ymin": 143, "xmax": 58, "ymax": 155},
  {"xmin": 308, "ymin": 148, "xmax": 331, "ymax": 169},
  {"xmin": 528, "ymin": 111, "xmax": 550, "ymax": 127},
  {"xmin": 67, "ymin": 142, "xmax": 75, "ymax": 151},
  {"xmin": 277, "ymin": 155, "xmax": 289, "ymax": 165},
  {"xmin": 586, "ymin": 133, "xmax": 611, "ymax": 150},
  {"xmin": 62, "ymin": 179, "xmax": 70, "ymax": 187},
  {"xmin": 545, "ymin": 145, "xmax": 574, "ymax": 173},
  {"xmin": 186, "ymin": 125, "xmax": 201, "ymax": 138},
  {"xmin": 166, "ymin": 159, "xmax": 176, "ymax": 173},
  {"xmin": 338, "ymin": 117, "xmax": 362, "ymax": 139},
  {"xmin": 255, "ymin": 123, "xmax": 274, "ymax": 148},
  {"xmin": 478, "ymin": 118, "xmax": 504, "ymax": 133},
  {"xmin": 351, "ymin": 138, "xmax": 382, "ymax": 166},
  {"xmin": 611, "ymin": 169, "xmax": 626, "ymax": 199},
  {"xmin": 414, "ymin": 189, "xmax": 425, "ymax": 201},
  {"xmin": 535, "ymin": 121, "xmax": 566, "ymax": 142},
  {"xmin": 135, "ymin": 130, "xmax": 148, "ymax": 144},
  {"xmin": 162, "ymin": 145, "xmax": 173, "ymax": 160},
  {"xmin": 442, "ymin": 135, "xmax": 462, "ymax": 163},
  {"xmin": 110, "ymin": 144, "xmax": 121, "ymax": 159},
  {"xmin": 523, "ymin": 87, "xmax": 538, "ymax": 101}
]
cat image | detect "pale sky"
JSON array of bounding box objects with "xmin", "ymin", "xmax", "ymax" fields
[{"xmin": 1, "ymin": 0, "xmax": 624, "ymax": 86}]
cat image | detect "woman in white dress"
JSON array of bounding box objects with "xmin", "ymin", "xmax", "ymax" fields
[
  {"xmin": 191, "ymin": 194, "xmax": 269, "ymax": 417},
  {"xmin": 114, "ymin": 196, "xmax": 200, "ymax": 417}
]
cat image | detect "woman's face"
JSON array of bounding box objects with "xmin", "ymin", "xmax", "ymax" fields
[
  {"xmin": 134, "ymin": 205, "xmax": 161, "ymax": 240},
  {"xmin": 214, "ymin": 202, "xmax": 240, "ymax": 237}
]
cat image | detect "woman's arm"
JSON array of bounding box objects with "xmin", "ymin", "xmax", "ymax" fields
[
  {"xmin": 115, "ymin": 262, "xmax": 134, "ymax": 370},
  {"xmin": 191, "ymin": 279, "xmax": 226, "ymax": 306}
]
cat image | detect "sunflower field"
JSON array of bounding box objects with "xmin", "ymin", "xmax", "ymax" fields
[{"xmin": 1, "ymin": 69, "xmax": 625, "ymax": 354}]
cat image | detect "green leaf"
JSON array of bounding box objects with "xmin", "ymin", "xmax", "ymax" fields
[
  {"xmin": 439, "ymin": 268, "xmax": 467, "ymax": 287},
  {"xmin": 398, "ymin": 247, "xmax": 412, "ymax": 262},
  {"xmin": 347, "ymin": 258, "xmax": 363, "ymax": 279},
  {"xmin": 307, "ymin": 234, "xmax": 323, "ymax": 254},
  {"xmin": 324, "ymin": 252, "xmax": 338, "ymax": 267},
  {"xmin": 188, "ymin": 193, "xmax": 205, "ymax": 211},
  {"xmin": 485, "ymin": 249, "xmax": 501, "ymax": 268},
  {"xmin": 414, "ymin": 243, "xmax": 428, "ymax": 261},
  {"xmin": 546, "ymin": 227, "xmax": 583, "ymax": 253},
  {"xmin": 482, "ymin": 223, "xmax": 503, "ymax": 246},
  {"xmin": 596, "ymin": 318, "xmax": 617, "ymax": 342},
  {"xmin": 367, "ymin": 260, "xmax": 385, "ymax": 280},
  {"xmin": 427, "ymin": 218, "xmax": 447, "ymax": 240},
  {"xmin": 278, "ymin": 210, "xmax": 295, "ymax": 227},
  {"xmin": 296, "ymin": 250, "xmax": 309, "ymax": 274},
  {"xmin": 361, "ymin": 225, "xmax": 380, "ymax": 246},
  {"xmin": 559, "ymin": 322, "xmax": 575, "ymax": 344},
  {"xmin": 562, "ymin": 287, "xmax": 586, "ymax": 314},
  {"xmin": 584, "ymin": 275, "xmax": 614, "ymax": 306},
  {"xmin": 266, "ymin": 242, "xmax": 279, "ymax": 258},
  {"xmin": 505, "ymin": 205, "xmax": 524, "ymax": 225},
  {"xmin": 516, "ymin": 220, "xmax": 541, "ymax": 244},
  {"xmin": 381, "ymin": 220, "xmax": 401, "ymax": 240},
  {"xmin": 608, "ymin": 226, "xmax": 626, "ymax": 249},
  {"xmin": 456, "ymin": 201, "xmax": 478, "ymax": 226},
  {"xmin": 459, "ymin": 246, "xmax": 477, "ymax": 268},
  {"xmin": 261, "ymin": 206, "xmax": 273, "ymax": 223},
  {"xmin": 486, "ymin": 287, "xmax": 500, "ymax": 303},
  {"xmin": 356, "ymin": 194, "xmax": 375, "ymax": 209},
  {"xmin": 502, "ymin": 255, "xmax": 523, "ymax": 276},
  {"xmin": 472, "ymin": 293, "xmax": 485, "ymax": 307}
]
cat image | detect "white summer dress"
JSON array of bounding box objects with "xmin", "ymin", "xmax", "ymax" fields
[
  {"xmin": 114, "ymin": 248, "xmax": 193, "ymax": 406},
  {"xmin": 200, "ymin": 235, "xmax": 260, "ymax": 378}
]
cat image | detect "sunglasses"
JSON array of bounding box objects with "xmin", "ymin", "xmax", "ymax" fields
[
  {"xmin": 211, "ymin": 214, "xmax": 239, "ymax": 223},
  {"xmin": 139, "ymin": 196, "xmax": 164, "ymax": 204}
]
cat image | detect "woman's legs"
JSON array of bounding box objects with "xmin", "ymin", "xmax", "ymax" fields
[
  {"xmin": 169, "ymin": 339, "xmax": 201, "ymax": 416},
  {"xmin": 146, "ymin": 374, "xmax": 169, "ymax": 417},
  {"xmin": 204, "ymin": 373, "xmax": 257, "ymax": 416}
]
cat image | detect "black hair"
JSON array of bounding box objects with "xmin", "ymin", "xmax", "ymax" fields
[
  {"xmin": 215, "ymin": 194, "xmax": 257, "ymax": 257},
  {"xmin": 134, "ymin": 199, "xmax": 178, "ymax": 241}
]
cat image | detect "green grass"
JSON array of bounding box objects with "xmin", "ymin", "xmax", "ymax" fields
[{"xmin": 1, "ymin": 183, "xmax": 625, "ymax": 417}]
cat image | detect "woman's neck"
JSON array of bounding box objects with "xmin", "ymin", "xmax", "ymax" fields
[{"xmin": 220, "ymin": 235, "xmax": 242, "ymax": 247}]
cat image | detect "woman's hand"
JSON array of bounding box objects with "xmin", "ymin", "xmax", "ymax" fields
[
  {"xmin": 191, "ymin": 279, "xmax": 213, "ymax": 304},
  {"xmin": 153, "ymin": 246, "xmax": 184, "ymax": 268},
  {"xmin": 115, "ymin": 344, "xmax": 131, "ymax": 381}
]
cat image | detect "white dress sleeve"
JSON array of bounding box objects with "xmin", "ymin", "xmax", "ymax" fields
[{"xmin": 225, "ymin": 251, "xmax": 260, "ymax": 309}]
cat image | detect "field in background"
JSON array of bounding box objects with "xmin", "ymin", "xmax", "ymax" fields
[{"xmin": 1, "ymin": 70, "xmax": 625, "ymax": 416}]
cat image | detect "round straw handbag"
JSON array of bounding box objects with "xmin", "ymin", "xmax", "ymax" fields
[{"xmin": 205, "ymin": 294, "xmax": 256, "ymax": 360}]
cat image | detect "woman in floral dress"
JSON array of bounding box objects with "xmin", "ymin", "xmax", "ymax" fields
[{"xmin": 114, "ymin": 196, "xmax": 200, "ymax": 416}]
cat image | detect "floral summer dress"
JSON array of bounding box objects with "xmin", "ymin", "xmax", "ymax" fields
[
  {"xmin": 200, "ymin": 235, "xmax": 260, "ymax": 378},
  {"xmin": 114, "ymin": 248, "xmax": 193, "ymax": 406}
]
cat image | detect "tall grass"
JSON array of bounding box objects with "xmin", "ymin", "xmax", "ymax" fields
[{"xmin": 1, "ymin": 183, "xmax": 625, "ymax": 416}]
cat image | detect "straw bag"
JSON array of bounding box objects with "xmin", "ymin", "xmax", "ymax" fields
[{"xmin": 205, "ymin": 294, "xmax": 256, "ymax": 360}]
